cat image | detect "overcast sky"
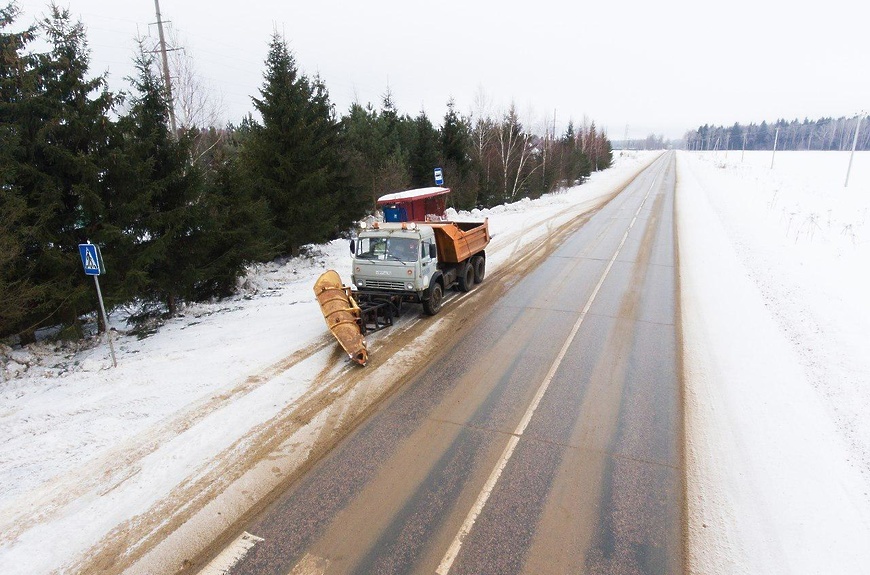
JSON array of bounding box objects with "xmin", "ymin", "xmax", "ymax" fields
[{"xmin": 15, "ymin": 0, "xmax": 870, "ymax": 140}]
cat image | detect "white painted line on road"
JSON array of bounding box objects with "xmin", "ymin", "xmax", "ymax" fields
[
  {"xmin": 436, "ymin": 167, "xmax": 662, "ymax": 575},
  {"xmin": 197, "ymin": 531, "xmax": 264, "ymax": 575},
  {"xmin": 288, "ymin": 553, "xmax": 331, "ymax": 574}
]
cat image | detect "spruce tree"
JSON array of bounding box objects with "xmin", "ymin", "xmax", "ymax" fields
[
  {"xmin": 409, "ymin": 109, "xmax": 440, "ymax": 188},
  {"xmin": 0, "ymin": 2, "xmax": 39, "ymax": 337},
  {"xmin": 561, "ymin": 121, "xmax": 591, "ymax": 186},
  {"xmin": 5, "ymin": 5, "xmax": 116, "ymax": 341},
  {"xmin": 340, "ymin": 102, "xmax": 387, "ymax": 208},
  {"xmin": 373, "ymin": 91, "xmax": 412, "ymax": 195},
  {"xmin": 307, "ymin": 73, "xmax": 365, "ymax": 240},
  {"xmin": 118, "ymin": 46, "xmax": 205, "ymax": 316},
  {"xmin": 243, "ymin": 33, "xmax": 362, "ymax": 255},
  {"xmin": 441, "ymin": 99, "xmax": 471, "ymax": 179},
  {"xmin": 195, "ymin": 134, "xmax": 273, "ymax": 298},
  {"xmin": 439, "ymin": 98, "xmax": 475, "ymax": 208},
  {"xmin": 379, "ymin": 88, "xmax": 402, "ymax": 154}
]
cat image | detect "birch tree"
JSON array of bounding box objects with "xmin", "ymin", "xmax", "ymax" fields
[{"xmin": 496, "ymin": 104, "xmax": 538, "ymax": 202}]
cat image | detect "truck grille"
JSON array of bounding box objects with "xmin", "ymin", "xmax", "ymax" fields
[{"xmin": 366, "ymin": 279, "xmax": 406, "ymax": 291}]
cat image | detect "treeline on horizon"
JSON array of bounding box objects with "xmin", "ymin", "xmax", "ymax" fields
[
  {"xmin": 685, "ymin": 116, "xmax": 870, "ymax": 151},
  {"xmin": 0, "ymin": 3, "xmax": 612, "ymax": 344}
]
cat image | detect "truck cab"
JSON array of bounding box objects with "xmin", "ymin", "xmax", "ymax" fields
[
  {"xmin": 351, "ymin": 219, "xmax": 489, "ymax": 315},
  {"xmin": 351, "ymin": 223, "xmax": 437, "ymax": 300}
]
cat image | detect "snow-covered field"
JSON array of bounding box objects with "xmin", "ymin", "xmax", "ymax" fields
[
  {"xmin": 678, "ymin": 150, "xmax": 870, "ymax": 573},
  {"xmin": 2, "ymin": 149, "xmax": 869, "ymax": 574},
  {"xmin": 0, "ymin": 152, "xmax": 659, "ymax": 574}
]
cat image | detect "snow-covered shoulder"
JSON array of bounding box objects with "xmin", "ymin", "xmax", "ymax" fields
[{"xmin": 678, "ymin": 150, "xmax": 870, "ymax": 574}]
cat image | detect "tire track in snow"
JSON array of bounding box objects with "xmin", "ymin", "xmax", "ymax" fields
[{"xmin": 0, "ymin": 335, "xmax": 334, "ymax": 546}]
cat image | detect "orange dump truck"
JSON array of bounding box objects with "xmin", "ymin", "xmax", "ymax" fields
[{"xmin": 350, "ymin": 219, "xmax": 490, "ymax": 315}]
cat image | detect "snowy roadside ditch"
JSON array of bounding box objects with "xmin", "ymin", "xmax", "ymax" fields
[{"xmin": 0, "ymin": 151, "xmax": 661, "ymax": 574}]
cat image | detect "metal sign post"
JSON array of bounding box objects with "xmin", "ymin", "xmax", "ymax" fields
[{"xmin": 79, "ymin": 242, "xmax": 117, "ymax": 367}]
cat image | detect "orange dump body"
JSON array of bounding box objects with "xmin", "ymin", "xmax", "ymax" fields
[{"xmin": 427, "ymin": 219, "xmax": 490, "ymax": 263}]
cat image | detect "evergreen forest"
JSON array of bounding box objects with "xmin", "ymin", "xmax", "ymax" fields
[{"xmin": 0, "ymin": 2, "xmax": 612, "ymax": 343}]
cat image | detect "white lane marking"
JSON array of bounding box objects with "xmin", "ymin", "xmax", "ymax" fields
[
  {"xmin": 198, "ymin": 531, "xmax": 264, "ymax": 575},
  {"xmin": 288, "ymin": 553, "xmax": 331, "ymax": 574},
  {"xmin": 436, "ymin": 168, "xmax": 662, "ymax": 575}
]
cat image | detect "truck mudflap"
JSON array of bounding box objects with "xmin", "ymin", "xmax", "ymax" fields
[{"xmin": 313, "ymin": 270, "xmax": 368, "ymax": 366}]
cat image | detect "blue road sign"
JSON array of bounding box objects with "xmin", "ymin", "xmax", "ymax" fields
[
  {"xmin": 79, "ymin": 243, "xmax": 104, "ymax": 276},
  {"xmin": 434, "ymin": 167, "xmax": 444, "ymax": 186}
]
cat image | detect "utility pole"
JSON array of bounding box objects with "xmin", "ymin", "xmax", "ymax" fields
[
  {"xmin": 845, "ymin": 113, "xmax": 864, "ymax": 187},
  {"xmin": 742, "ymin": 132, "xmax": 747, "ymax": 162},
  {"xmin": 541, "ymin": 112, "xmax": 549, "ymax": 188},
  {"xmin": 770, "ymin": 127, "xmax": 779, "ymax": 169},
  {"xmin": 153, "ymin": 0, "xmax": 177, "ymax": 137},
  {"xmin": 553, "ymin": 108, "xmax": 557, "ymax": 142}
]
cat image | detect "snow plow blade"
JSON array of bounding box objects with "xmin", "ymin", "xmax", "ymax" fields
[{"xmin": 313, "ymin": 270, "xmax": 368, "ymax": 366}]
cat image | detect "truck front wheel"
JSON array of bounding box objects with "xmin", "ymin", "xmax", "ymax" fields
[{"xmin": 423, "ymin": 283, "xmax": 443, "ymax": 315}]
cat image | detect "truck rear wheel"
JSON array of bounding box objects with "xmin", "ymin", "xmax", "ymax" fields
[
  {"xmin": 458, "ymin": 262, "xmax": 475, "ymax": 292},
  {"xmin": 472, "ymin": 256, "xmax": 486, "ymax": 283},
  {"xmin": 423, "ymin": 283, "xmax": 443, "ymax": 315}
]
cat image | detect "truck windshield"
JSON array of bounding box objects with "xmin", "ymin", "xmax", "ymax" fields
[{"xmin": 356, "ymin": 237, "xmax": 419, "ymax": 262}]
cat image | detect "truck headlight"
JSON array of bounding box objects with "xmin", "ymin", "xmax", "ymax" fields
[
  {"xmin": 357, "ymin": 280, "xmax": 365, "ymax": 287},
  {"xmin": 406, "ymin": 282, "xmax": 414, "ymax": 290}
]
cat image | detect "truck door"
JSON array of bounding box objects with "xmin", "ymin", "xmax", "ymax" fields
[{"xmin": 421, "ymin": 237, "xmax": 437, "ymax": 288}]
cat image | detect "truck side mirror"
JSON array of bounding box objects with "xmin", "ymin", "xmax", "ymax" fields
[
  {"xmin": 349, "ymin": 239, "xmax": 356, "ymax": 254},
  {"xmin": 429, "ymin": 243, "xmax": 437, "ymax": 259}
]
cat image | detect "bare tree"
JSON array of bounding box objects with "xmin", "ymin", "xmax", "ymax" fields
[
  {"xmin": 470, "ymin": 87, "xmax": 494, "ymax": 171},
  {"xmin": 166, "ymin": 28, "xmax": 224, "ymax": 128},
  {"xmin": 141, "ymin": 27, "xmax": 226, "ymax": 163},
  {"xmin": 377, "ymin": 151, "xmax": 411, "ymax": 198}
]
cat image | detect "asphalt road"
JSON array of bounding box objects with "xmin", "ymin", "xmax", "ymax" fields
[{"xmin": 211, "ymin": 151, "xmax": 682, "ymax": 575}]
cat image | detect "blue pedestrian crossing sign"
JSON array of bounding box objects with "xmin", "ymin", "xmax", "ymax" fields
[
  {"xmin": 434, "ymin": 167, "xmax": 444, "ymax": 186},
  {"xmin": 78, "ymin": 243, "xmax": 105, "ymax": 276}
]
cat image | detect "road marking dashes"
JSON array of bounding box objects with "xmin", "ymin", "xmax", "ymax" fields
[
  {"xmin": 436, "ymin": 163, "xmax": 663, "ymax": 575},
  {"xmin": 197, "ymin": 531, "xmax": 264, "ymax": 575}
]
